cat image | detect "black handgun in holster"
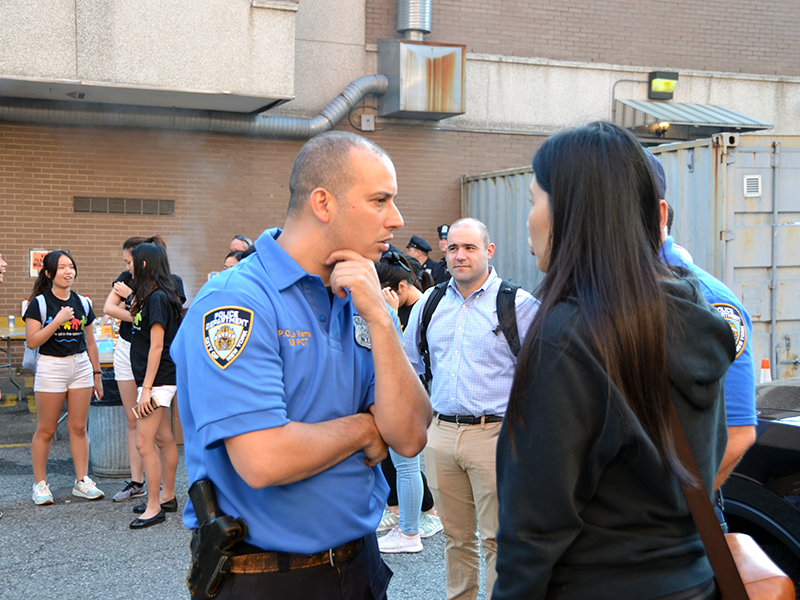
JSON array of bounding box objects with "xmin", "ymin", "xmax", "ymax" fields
[{"xmin": 186, "ymin": 479, "xmax": 248, "ymax": 599}]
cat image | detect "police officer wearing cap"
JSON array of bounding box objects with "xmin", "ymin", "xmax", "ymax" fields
[
  {"xmin": 173, "ymin": 131, "xmax": 431, "ymax": 600},
  {"xmin": 431, "ymin": 224, "xmax": 450, "ymax": 284},
  {"xmin": 405, "ymin": 235, "xmax": 437, "ymax": 274}
]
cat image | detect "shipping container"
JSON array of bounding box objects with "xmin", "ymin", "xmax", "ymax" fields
[
  {"xmin": 462, "ymin": 133, "xmax": 800, "ymax": 381},
  {"xmin": 652, "ymin": 134, "xmax": 800, "ymax": 381},
  {"xmin": 461, "ymin": 166, "xmax": 543, "ymax": 293}
]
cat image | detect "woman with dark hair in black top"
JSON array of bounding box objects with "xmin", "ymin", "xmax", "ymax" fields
[
  {"xmin": 104, "ymin": 236, "xmax": 186, "ymax": 504},
  {"xmin": 24, "ymin": 250, "xmax": 105, "ymax": 505},
  {"xmin": 126, "ymin": 243, "xmax": 184, "ymax": 529},
  {"xmin": 493, "ymin": 122, "xmax": 735, "ymax": 600}
]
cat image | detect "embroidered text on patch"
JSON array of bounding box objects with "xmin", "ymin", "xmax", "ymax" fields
[
  {"xmin": 203, "ymin": 307, "xmax": 254, "ymax": 369},
  {"xmin": 713, "ymin": 303, "xmax": 747, "ymax": 358}
]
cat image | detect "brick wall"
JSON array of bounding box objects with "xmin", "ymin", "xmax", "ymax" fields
[
  {"xmin": 0, "ymin": 122, "xmax": 541, "ymax": 331},
  {"xmin": 368, "ymin": 0, "xmax": 800, "ymax": 77}
]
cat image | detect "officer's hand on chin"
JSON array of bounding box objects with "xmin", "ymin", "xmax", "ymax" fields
[{"xmin": 326, "ymin": 249, "xmax": 388, "ymax": 324}]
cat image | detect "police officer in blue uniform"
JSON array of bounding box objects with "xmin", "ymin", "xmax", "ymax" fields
[
  {"xmin": 173, "ymin": 131, "xmax": 432, "ymax": 599},
  {"xmin": 431, "ymin": 224, "xmax": 451, "ymax": 284},
  {"xmin": 405, "ymin": 234, "xmax": 437, "ymax": 274},
  {"xmin": 647, "ymin": 152, "xmax": 757, "ymax": 496}
]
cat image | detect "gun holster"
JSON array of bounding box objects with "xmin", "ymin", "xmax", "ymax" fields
[{"xmin": 186, "ymin": 479, "xmax": 249, "ymax": 600}]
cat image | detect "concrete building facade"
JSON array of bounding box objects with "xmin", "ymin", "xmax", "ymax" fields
[{"xmin": 1, "ymin": 0, "xmax": 798, "ymax": 319}]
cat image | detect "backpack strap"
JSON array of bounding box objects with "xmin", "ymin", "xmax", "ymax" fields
[
  {"xmin": 495, "ymin": 280, "xmax": 521, "ymax": 357},
  {"xmin": 417, "ymin": 282, "xmax": 449, "ymax": 386},
  {"xmin": 80, "ymin": 295, "xmax": 90, "ymax": 317},
  {"xmin": 36, "ymin": 295, "xmax": 46, "ymax": 324}
]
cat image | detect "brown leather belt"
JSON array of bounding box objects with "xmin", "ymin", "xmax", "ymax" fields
[
  {"xmin": 228, "ymin": 537, "xmax": 364, "ymax": 574},
  {"xmin": 434, "ymin": 411, "xmax": 503, "ymax": 425}
]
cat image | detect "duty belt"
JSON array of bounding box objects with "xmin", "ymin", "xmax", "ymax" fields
[{"xmin": 228, "ymin": 537, "xmax": 364, "ymax": 574}]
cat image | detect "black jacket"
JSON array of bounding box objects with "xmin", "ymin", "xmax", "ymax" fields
[{"xmin": 494, "ymin": 272, "xmax": 735, "ymax": 600}]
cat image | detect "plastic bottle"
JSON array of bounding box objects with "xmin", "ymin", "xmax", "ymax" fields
[{"xmin": 21, "ymin": 298, "xmax": 29, "ymax": 316}]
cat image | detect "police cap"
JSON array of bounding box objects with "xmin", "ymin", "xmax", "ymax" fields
[{"xmin": 406, "ymin": 235, "xmax": 432, "ymax": 253}]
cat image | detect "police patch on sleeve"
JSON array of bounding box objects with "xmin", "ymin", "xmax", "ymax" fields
[
  {"xmin": 353, "ymin": 315, "xmax": 371, "ymax": 350},
  {"xmin": 712, "ymin": 303, "xmax": 747, "ymax": 358},
  {"xmin": 203, "ymin": 307, "xmax": 254, "ymax": 369}
]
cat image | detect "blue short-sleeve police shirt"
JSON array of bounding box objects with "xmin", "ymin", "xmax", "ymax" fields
[
  {"xmin": 173, "ymin": 228, "xmax": 388, "ymax": 553},
  {"xmin": 660, "ymin": 237, "xmax": 756, "ymax": 427}
]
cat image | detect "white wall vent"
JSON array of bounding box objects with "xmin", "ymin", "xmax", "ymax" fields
[{"xmin": 743, "ymin": 175, "xmax": 762, "ymax": 197}]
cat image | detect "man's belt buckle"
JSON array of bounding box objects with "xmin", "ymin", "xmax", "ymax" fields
[{"xmin": 329, "ymin": 547, "xmax": 336, "ymax": 568}]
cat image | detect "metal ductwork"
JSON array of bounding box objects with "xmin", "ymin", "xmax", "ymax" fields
[
  {"xmin": 397, "ymin": 0, "xmax": 431, "ymax": 41},
  {"xmin": 0, "ymin": 75, "xmax": 388, "ymax": 139}
]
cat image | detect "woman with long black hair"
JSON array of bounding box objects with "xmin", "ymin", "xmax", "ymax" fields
[
  {"xmin": 127, "ymin": 243, "xmax": 183, "ymax": 529},
  {"xmin": 103, "ymin": 235, "xmax": 185, "ymax": 503},
  {"xmin": 24, "ymin": 250, "xmax": 104, "ymax": 505},
  {"xmin": 493, "ymin": 122, "xmax": 735, "ymax": 600}
]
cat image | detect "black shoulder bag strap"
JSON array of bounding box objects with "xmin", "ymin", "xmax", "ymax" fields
[
  {"xmin": 418, "ymin": 282, "xmax": 449, "ymax": 386},
  {"xmin": 495, "ymin": 280, "xmax": 521, "ymax": 357},
  {"xmin": 668, "ymin": 401, "xmax": 749, "ymax": 600}
]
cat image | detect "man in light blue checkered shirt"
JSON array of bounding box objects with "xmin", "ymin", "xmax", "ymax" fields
[{"xmin": 404, "ymin": 218, "xmax": 538, "ymax": 600}]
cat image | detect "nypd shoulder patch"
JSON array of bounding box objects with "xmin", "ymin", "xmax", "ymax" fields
[
  {"xmin": 712, "ymin": 302, "xmax": 747, "ymax": 359},
  {"xmin": 203, "ymin": 307, "xmax": 254, "ymax": 369}
]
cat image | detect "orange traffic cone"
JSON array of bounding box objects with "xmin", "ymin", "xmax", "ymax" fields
[{"xmin": 760, "ymin": 358, "xmax": 772, "ymax": 383}]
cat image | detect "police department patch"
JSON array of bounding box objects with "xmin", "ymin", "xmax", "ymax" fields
[
  {"xmin": 353, "ymin": 315, "xmax": 371, "ymax": 350},
  {"xmin": 203, "ymin": 307, "xmax": 253, "ymax": 369},
  {"xmin": 713, "ymin": 303, "xmax": 747, "ymax": 358}
]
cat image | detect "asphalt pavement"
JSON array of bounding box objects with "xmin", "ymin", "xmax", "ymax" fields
[{"xmin": 0, "ymin": 385, "xmax": 486, "ymax": 600}]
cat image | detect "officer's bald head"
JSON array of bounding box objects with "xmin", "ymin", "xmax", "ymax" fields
[{"xmin": 287, "ymin": 132, "xmax": 390, "ymax": 218}]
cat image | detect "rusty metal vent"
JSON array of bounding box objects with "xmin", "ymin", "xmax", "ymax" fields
[
  {"xmin": 73, "ymin": 197, "xmax": 175, "ymax": 216},
  {"xmin": 743, "ymin": 175, "xmax": 762, "ymax": 198}
]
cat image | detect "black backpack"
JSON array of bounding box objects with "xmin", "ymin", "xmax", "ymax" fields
[{"xmin": 417, "ymin": 279, "xmax": 521, "ymax": 386}]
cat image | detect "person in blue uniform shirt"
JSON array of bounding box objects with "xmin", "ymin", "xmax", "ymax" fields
[
  {"xmin": 405, "ymin": 235, "xmax": 438, "ymax": 275},
  {"xmin": 431, "ymin": 224, "xmax": 451, "ymax": 284},
  {"xmin": 172, "ymin": 131, "xmax": 432, "ymax": 599},
  {"xmin": 647, "ymin": 151, "xmax": 757, "ymax": 495}
]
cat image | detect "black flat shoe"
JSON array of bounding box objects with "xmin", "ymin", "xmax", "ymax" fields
[
  {"xmin": 129, "ymin": 510, "xmax": 165, "ymax": 529},
  {"xmin": 133, "ymin": 497, "xmax": 178, "ymax": 514}
]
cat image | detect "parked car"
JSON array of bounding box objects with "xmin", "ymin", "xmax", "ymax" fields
[{"xmin": 722, "ymin": 379, "xmax": 800, "ymax": 587}]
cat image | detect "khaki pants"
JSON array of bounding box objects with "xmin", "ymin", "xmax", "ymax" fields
[{"xmin": 425, "ymin": 418, "xmax": 501, "ymax": 600}]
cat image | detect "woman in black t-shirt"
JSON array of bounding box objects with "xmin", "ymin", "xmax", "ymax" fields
[
  {"xmin": 103, "ymin": 235, "xmax": 186, "ymax": 504},
  {"xmin": 103, "ymin": 236, "xmax": 148, "ymax": 502},
  {"xmin": 127, "ymin": 243, "xmax": 183, "ymax": 530},
  {"xmin": 24, "ymin": 250, "xmax": 105, "ymax": 505}
]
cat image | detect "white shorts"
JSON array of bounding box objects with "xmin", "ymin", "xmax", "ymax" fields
[
  {"xmin": 137, "ymin": 385, "xmax": 177, "ymax": 408},
  {"xmin": 34, "ymin": 352, "xmax": 94, "ymax": 393},
  {"xmin": 113, "ymin": 338, "xmax": 134, "ymax": 381}
]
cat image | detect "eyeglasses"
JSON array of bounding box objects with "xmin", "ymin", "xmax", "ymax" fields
[{"xmin": 381, "ymin": 252, "xmax": 412, "ymax": 272}]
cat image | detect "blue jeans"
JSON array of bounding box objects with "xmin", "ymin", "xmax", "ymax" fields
[{"xmin": 389, "ymin": 448, "xmax": 423, "ymax": 535}]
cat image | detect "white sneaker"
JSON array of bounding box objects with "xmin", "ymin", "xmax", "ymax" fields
[
  {"xmin": 72, "ymin": 476, "xmax": 105, "ymax": 500},
  {"xmin": 418, "ymin": 512, "xmax": 443, "ymax": 538},
  {"xmin": 32, "ymin": 480, "xmax": 54, "ymax": 505},
  {"xmin": 378, "ymin": 527, "xmax": 423, "ymax": 554},
  {"xmin": 377, "ymin": 507, "xmax": 399, "ymax": 532}
]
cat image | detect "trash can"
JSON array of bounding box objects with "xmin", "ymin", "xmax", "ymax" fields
[{"xmin": 88, "ymin": 370, "xmax": 131, "ymax": 478}]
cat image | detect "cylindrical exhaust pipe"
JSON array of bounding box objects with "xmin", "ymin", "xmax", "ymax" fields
[{"xmin": 397, "ymin": 0, "xmax": 431, "ymax": 41}]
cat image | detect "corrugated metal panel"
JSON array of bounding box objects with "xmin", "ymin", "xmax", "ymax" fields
[
  {"xmin": 461, "ymin": 167, "xmax": 545, "ymax": 294},
  {"xmin": 617, "ymin": 100, "xmax": 774, "ymax": 130},
  {"xmin": 652, "ymin": 135, "xmax": 800, "ymax": 380}
]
